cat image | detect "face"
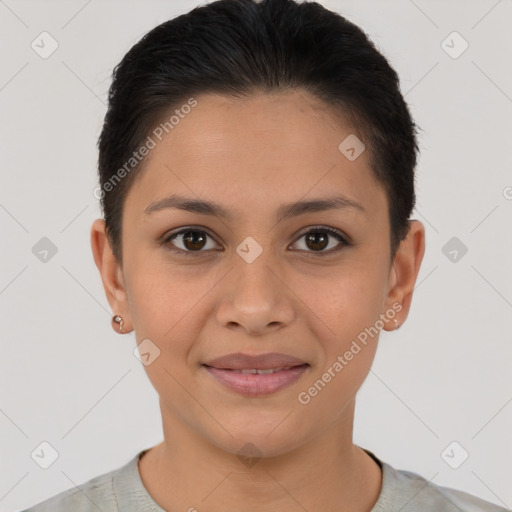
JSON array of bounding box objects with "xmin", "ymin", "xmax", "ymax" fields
[{"xmin": 92, "ymin": 90, "xmax": 424, "ymax": 458}]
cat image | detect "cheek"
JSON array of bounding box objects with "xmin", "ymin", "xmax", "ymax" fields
[
  {"xmin": 299, "ymin": 261, "xmax": 388, "ymax": 340},
  {"xmin": 297, "ymin": 279, "xmax": 384, "ymax": 414},
  {"xmin": 296, "ymin": 268, "xmax": 389, "ymax": 397},
  {"xmin": 125, "ymin": 261, "xmax": 217, "ymax": 389},
  {"xmin": 126, "ymin": 258, "xmax": 199, "ymax": 338},
  {"xmin": 126, "ymin": 265, "xmax": 199, "ymax": 403}
]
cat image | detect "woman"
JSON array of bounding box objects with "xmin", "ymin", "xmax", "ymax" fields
[{"xmin": 22, "ymin": 0, "xmax": 509, "ymax": 510}]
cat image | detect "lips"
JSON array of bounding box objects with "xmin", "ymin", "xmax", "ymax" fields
[
  {"xmin": 202, "ymin": 352, "xmax": 310, "ymax": 396},
  {"xmin": 203, "ymin": 352, "xmax": 308, "ymax": 371}
]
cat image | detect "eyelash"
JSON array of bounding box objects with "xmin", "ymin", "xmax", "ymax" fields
[{"xmin": 161, "ymin": 225, "xmax": 350, "ymax": 257}]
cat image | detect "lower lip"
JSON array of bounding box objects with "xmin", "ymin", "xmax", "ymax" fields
[{"xmin": 202, "ymin": 364, "xmax": 309, "ymax": 396}]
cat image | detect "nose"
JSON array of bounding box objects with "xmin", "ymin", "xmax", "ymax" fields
[{"xmin": 215, "ymin": 253, "xmax": 295, "ymax": 336}]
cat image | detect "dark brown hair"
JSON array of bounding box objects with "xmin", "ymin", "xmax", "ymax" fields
[{"xmin": 97, "ymin": 0, "xmax": 420, "ymax": 265}]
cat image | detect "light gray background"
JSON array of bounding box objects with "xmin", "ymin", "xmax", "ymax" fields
[{"xmin": 1, "ymin": 0, "xmax": 511, "ymax": 510}]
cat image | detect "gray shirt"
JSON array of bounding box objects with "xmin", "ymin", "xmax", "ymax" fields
[{"xmin": 21, "ymin": 449, "xmax": 510, "ymax": 511}]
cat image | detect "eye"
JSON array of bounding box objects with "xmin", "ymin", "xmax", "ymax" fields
[
  {"xmin": 163, "ymin": 228, "xmax": 220, "ymax": 255},
  {"xmin": 162, "ymin": 226, "xmax": 349, "ymax": 256},
  {"xmin": 291, "ymin": 226, "xmax": 349, "ymax": 254}
]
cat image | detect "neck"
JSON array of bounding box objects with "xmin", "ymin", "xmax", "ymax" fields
[{"xmin": 138, "ymin": 399, "xmax": 382, "ymax": 512}]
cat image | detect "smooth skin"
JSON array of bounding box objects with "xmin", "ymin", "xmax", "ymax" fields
[{"xmin": 91, "ymin": 90, "xmax": 425, "ymax": 512}]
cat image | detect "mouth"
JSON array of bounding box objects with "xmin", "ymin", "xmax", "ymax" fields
[
  {"xmin": 215, "ymin": 366, "xmax": 301, "ymax": 374},
  {"xmin": 203, "ymin": 351, "xmax": 308, "ymax": 370},
  {"xmin": 201, "ymin": 352, "xmax": 310, "ymax": 396}
]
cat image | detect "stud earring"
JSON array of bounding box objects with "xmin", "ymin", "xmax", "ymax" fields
[
  {"xmin": 394, "ymin": 318, "xmax": 400, "ymax": 330},
  {"xmin": 113, "ymin": 315, "xmax": 124, "ymax": 333}
]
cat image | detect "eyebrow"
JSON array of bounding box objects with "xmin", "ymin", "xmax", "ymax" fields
[{"xmin": 144, "ymin": 193, "xmax": 365, "ymax": 223}]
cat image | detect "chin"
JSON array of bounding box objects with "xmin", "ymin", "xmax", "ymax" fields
[{"xmin": 208, "ymin": 424, "xmax": 308, "ymax": 461}]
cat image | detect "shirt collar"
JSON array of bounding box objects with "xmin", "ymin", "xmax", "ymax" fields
[{"xmin": 113, "ymin": 448, "xmax": 396, "ymax": 512}]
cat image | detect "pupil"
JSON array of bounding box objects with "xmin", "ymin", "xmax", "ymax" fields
[
  {"xmin": 184, "ymin": 231, "xmax": 205, "ymax": 250},
  {"xmin": 306, "ymin": 232, "xmax": 328, "ymax": 251}
]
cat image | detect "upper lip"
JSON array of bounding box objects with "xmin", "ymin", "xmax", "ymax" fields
[{"xmin": 203, "ymin": 352, "xmax": 308, "ymax": 370}]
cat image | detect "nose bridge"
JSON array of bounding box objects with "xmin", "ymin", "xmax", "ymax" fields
[
  {"xmin": 233, "ymin": 233, "xmax": 280, "ymax": 303},
  {"xmin": 216, "ymin": 233, "xmax": 294, "ymax": 333}
]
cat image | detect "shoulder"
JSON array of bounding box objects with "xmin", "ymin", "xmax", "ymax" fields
[
  {"xmin": 382, "ymin": 462, "xmax": 510, "ymax": 512},
  {"xmin": 20, "ymin": 461, "xmax": 125, "ymax": 512}
]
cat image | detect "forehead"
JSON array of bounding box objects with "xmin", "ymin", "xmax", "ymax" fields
[{"xmin": 124, "ymin": 91, "xmax": 386, "ymax": 222}]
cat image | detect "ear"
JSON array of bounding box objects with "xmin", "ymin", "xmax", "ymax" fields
[
  {"xmin": 382, "ymin": 220, "xmax": 425, "ymax": 331},
  {"xmin": 90, "ymin": 219, "xmax": 132, "ymax": 333}
]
